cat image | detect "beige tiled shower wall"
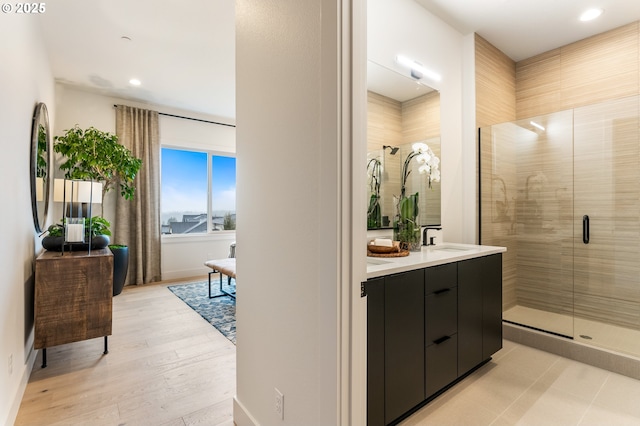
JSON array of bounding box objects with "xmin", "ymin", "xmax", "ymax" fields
[
  {"xmin": 516, "ymin": 22, "xmax": 640, "ymax": 119},
  {"xmin": 476, "ymin": 21, "xmax": 640, "ymax": 329}
]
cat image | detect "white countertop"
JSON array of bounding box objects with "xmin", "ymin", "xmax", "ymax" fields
[{"xmin": 366, "ymin": 242, "xmax": 506, "ymax": 279}]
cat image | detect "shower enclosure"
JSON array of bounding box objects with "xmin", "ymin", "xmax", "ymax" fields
[{"xmin": 479, "ymin": 95, "xmax": 640, "ymax": 357}]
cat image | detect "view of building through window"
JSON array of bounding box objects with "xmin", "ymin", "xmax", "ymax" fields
[{"xmin": 161, "ymin": 148, "xmax": 236, "ymax": 234}]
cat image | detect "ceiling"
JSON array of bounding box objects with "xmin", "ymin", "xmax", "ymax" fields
[
  {"xmin": 414, "ymin": 0, "xmax": 640, "ymax": 62},
  {"xmin": 38, "ymin": 0, "xmax": 640, "ymax": 119},
  {"xmin": 38, "ymin": 0, "xmax": 235, "ymax": 119}
]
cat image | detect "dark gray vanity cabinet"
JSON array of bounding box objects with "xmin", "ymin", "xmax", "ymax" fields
[
  {"xmin": 481, "ymin": 254, "xmax": 503, "ymax": 359},
  {"xmin": 458, "ymin": 253, "xmax": 503, "ymax": 375},
  {"xmin": 424, "ymin": 263, "xmax": 458, "ymax": 398},
  {"xmin": 366, "ymin": 277, "xmax": 385, "ymax": 426},
  {"xmin": 366, "ymin": 253, "xmax": 503, "ymax": 426},
  {"xmin": 384, "ymin": 269, "xmax": 425, "ymax": 425}
]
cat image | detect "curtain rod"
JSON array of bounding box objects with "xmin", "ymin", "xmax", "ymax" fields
[{"xmin": 113, "ymin": 105, "xmax": 235, "ymax": 128}]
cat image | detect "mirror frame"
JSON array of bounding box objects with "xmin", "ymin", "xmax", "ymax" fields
[{"xmin": 30, "ymin": 102, "xmax": 51, "ymax": 233}]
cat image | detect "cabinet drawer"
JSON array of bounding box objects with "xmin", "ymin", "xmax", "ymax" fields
[
  {"xmin": 425, "ymin": 263, "xmax": 457, "ymax": 294},
  {"xmin": 426, "ymin": 334, "xmax": 458, "ymax": 397},
  {"xmin": 425, "ymin": 287, "xmax": 457, "ymax": 344}
]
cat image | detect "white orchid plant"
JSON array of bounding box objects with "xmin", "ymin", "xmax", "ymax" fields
[
  {"xmin": 400, "ymin": 141, "xmax": 440, "ymax": 197},
  {"xmin": 395, "ymin": 142, "xmax": 441, "ymax": 250}
]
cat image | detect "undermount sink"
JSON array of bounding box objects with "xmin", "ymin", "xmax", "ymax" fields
[
  {"xmin": 366, "ymin": 257, "xmax": 392, "ymax": 266},
  {"xmin": 432, "ymin": 245, "xmax": 472, "ymax": 252}
]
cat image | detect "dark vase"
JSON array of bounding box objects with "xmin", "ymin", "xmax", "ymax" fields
[
  {"xmin": 42, "ymin": 235, "xmax": 65, "ymax": 251},
  {"xmin": 110, "ymin": 245, "xmax": 129, "ymax": 296},
  {"xmin": 91, "ymin": 234, "xmax": 110, "ymax": 249}
]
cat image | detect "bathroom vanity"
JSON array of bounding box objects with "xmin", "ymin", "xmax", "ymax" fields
[{"xmin": 365, "ymin": 243, "xmax": 506, "ymax": 426}]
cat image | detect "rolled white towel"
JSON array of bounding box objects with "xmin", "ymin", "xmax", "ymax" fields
[{"xmin": 373, "ymin": 238, "xmax": 393, "ymax": 247}]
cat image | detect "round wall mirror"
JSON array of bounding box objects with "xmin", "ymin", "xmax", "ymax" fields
[{"xmin": 30, "ymin": 102, "xmax": 51, "ymax": 233}]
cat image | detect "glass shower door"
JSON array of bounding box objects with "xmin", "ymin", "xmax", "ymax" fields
[
  {"xmin": 572, "ymin": 96, "xmax": 640, "ymax": 354},
  {"xmin": 480, "ymin": 110, "xmax": 575, "ymax": 338}
]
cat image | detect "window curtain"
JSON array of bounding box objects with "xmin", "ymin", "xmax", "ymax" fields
[{"xmin": 115, "ymin": 105, "xmax": 162, "ymax": 285}]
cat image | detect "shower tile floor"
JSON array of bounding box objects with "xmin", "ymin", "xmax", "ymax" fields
[
  {"xmin": 400, "ymin": 340, "xmax": 640, "ymax": 425},
  {"xmin": 504, "ymin": 305, "xmax": 640, "ymax": 358}
]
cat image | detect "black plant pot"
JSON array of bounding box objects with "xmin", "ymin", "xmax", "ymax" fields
[
  {"xmin": 110, "ymin": 245, "xmax": 129, "ymax": 296},
  {"xmin": 42, "ymin": 234, "xmax": 110, "ymax": 251}
]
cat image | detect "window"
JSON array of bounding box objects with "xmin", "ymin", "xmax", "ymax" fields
[{"xmin": 161, "ymin": 147, "xmax": 236, "ymax": 234}]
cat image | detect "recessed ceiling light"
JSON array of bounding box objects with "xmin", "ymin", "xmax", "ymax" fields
[
  {"xmin": 580, "ymin": 8, "xmax": 604, "ymax": 22},
  {"xmin": 129, "ymin": 78, "xmax": 141, "ymax": 86}
]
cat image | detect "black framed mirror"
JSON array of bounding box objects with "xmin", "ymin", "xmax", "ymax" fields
[{"xmin": 30, "ymin": 102, "xmax": 51, "ymax": 233}]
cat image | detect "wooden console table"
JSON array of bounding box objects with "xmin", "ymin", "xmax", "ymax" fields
[{"xmin": 34, "ymin": 248, "xmax": 113, "ymax": 367}]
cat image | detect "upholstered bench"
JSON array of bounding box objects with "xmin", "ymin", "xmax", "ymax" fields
[{"xmin": 204, "ymin": 258, "xmax": 236, "ymax": 299}]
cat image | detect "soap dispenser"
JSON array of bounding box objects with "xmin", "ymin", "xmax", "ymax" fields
[{"xmin": 423, "ymin": 225, "xmax": 442, "ymax": 246}]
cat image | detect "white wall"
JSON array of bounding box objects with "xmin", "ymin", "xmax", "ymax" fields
[
  {"xmin": 368, "ymin": 0, "xmax": 474, "ymax": 243},
  {"xmin": 54, "ymin": 85, "xmax": 237, "ymax": 280},
  {"xmin": 0, "ymin": 16, "xmax": 55, "ymax": 426},
  {"xmin": 235, "ymin": 1, "xmax": 477, "ymax": 424},
  {"xmin": 235, "ymin": 0, "xmax": 357, "ymax": 424}
]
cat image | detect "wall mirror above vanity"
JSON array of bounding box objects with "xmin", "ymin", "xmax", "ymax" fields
[
  {"xmin": 366, "ymin": 60, "xmax": 441, "ymax": 230},
  {"xmin": 30, "ymin": 102, "xmax": 52, "ymax": 233}
]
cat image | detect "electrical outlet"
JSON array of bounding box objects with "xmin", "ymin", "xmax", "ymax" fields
[
  {"xmin": 274, "ymin": 388, "xmax": 284, "ymax": 420},
  {"xmin": 8, "ymin": 354, "xmax": 13, "ymax": 375}
]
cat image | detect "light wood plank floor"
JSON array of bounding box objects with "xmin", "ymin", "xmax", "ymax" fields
[
  {"xmin": 15, "ymin": 278, "xmax": 236, "ymax": 426},
  {"xmin": 18, "ymin": 278, "xmax": 640, "ymax": 426}
]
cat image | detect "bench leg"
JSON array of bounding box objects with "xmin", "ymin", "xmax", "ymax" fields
[{"xmin": 209, "ymin": 270, "xmax": 235, "ymax": 299}]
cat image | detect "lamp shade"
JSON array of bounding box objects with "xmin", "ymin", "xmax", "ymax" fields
[
  {"xmin": 53, "ymin": 179, "xmax": 102, "ymax": 203},
  {"xmin": 77, "ymin": 181, "xmax": 103, "ymax": 203},
  {"xmin": 35, "ymin": 177, "xmax": 44, "ymax": 201}
]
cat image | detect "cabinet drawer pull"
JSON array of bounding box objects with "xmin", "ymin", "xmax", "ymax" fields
[
  {"xmin": 433, "ymin": 335, "xmax": 451, "ymax": 345},
  {"xmin": 433, "ymin": 288, "xmax": 451, "ymax": 295}
]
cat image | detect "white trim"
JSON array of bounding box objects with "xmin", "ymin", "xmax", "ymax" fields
[
  {"xmin": 161, "ymin": 231, "xmax": 236, "ymax": 243},
  {"xmin": 6, "ymin": 347, "xmax": 37, "ymax": 426},
  {"xmin": 348, "ymin": 0, "xmax": 368, "ymax": 423},
  {"xmin": 233, "ymin": 396, "xmax": 260, "ymax": 426}
]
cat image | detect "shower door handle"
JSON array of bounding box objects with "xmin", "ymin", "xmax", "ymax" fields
[{"xmin": 583, "ymin": 215, "xmax": 590, "ymax": 244}]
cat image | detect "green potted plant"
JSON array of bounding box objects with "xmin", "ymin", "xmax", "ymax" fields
[
  {"xmin": 54, "ymin": 126, "xmax": 142, "ymax": 216},
  {"xmin": 54, "ymin": 125, "xmax": 142, "ymax": 295},
  {"xmin": 42, "ymin": 216, "xmax": 111, "ymax": 251}
]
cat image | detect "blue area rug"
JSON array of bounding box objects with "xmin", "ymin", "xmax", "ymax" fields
[{"xmin": 167, "ymin": 280, "xmax": 236, "ymax": 344}]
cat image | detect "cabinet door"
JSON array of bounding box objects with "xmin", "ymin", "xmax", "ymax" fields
[
  {"xmin": 482, "ymin": 254, "xmax": 503, "ymax": 359},
  {"xmin": 366, "ymin": 278, "xmax": 385, "ymax": 426},
  {"xmin": 385, "ymin": 269, "xmax": 425, "ymax": 425},
  {"xmin": 35, "ymin": 250, "xmax": 113, "ymax": 349},
  {"xmin": 425, "ymin": 262, "xmax": 457, "ymax": 294},
  {"xmin": 458, "ymin": 254, "xmax": 503, "ymax": 375},
  {"xmin": 425, "ymin": 334, "xmax": 458, "ymax": 397},
  {"xmin": 457, "ymin": 257, "xmax": 484, "ymax": 375},
  {"xmin": 425, "ymin": 287, "xmax": 457, "ymax": 345}
]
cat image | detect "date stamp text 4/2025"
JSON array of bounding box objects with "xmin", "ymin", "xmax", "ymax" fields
[{"xmin": 1, "ymin": 3, "xmax": 46, "ymax": 13}]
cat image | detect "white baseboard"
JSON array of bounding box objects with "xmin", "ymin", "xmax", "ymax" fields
[
  {"xmin": 6, "ymin": 347, "xmax": 37, "ymax": 426},
  {"xmin": 233, "ymin": 396, "xmax": 260, "ymax": 426},
  {"xmin": 161, "ymin": 268, "xmax": 209, "ymax": 281}
]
